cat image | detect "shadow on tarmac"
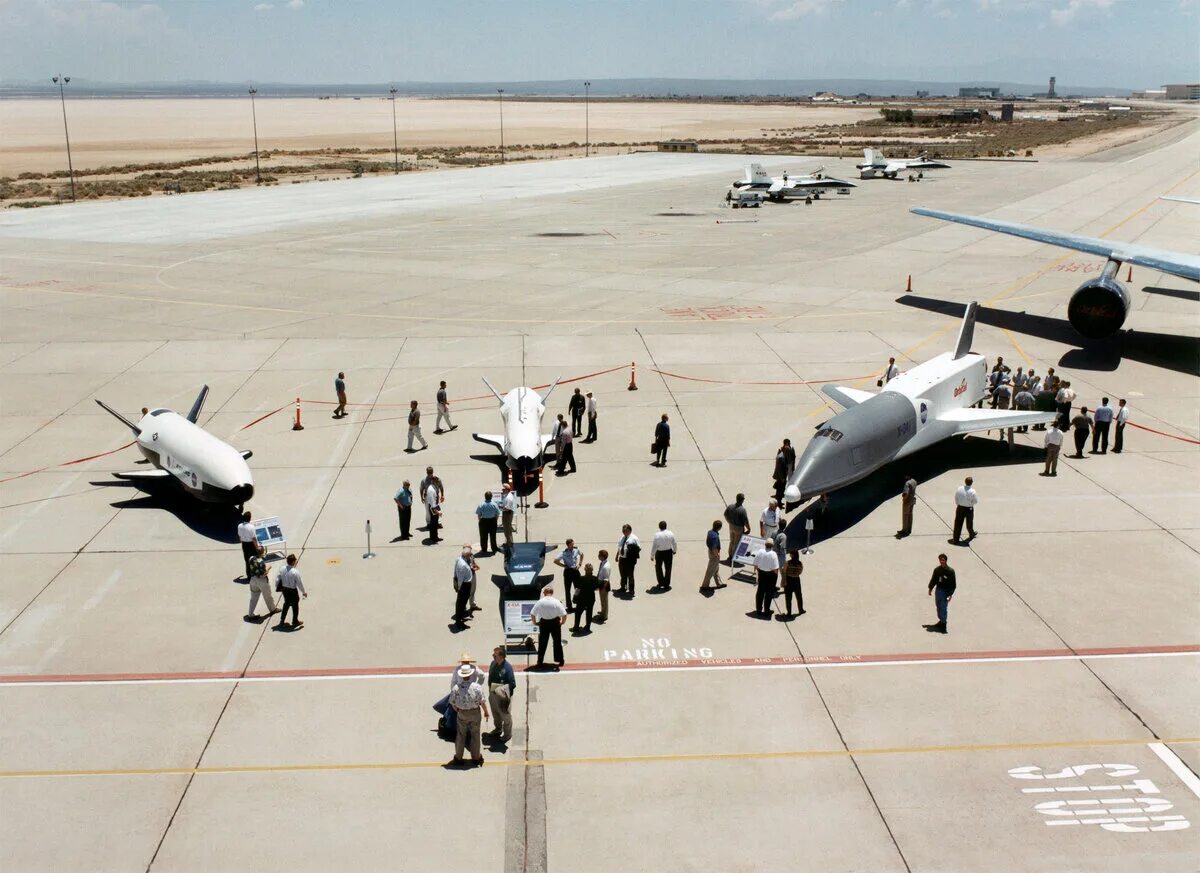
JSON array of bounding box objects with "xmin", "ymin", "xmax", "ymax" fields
[
  {"xmin": 89, "ymin": 480, "xmax": 240, "ymax": 543},
  {"xmin": 896, "ymin": 294, "xmax": 1200, "ymax": 377},
  {"xmin": 783, "ymin": 435, "xmax": 1044, "ymax": 546}
]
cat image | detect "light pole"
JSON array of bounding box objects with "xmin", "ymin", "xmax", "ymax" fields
[
  {"xmin": 52, "ymin": 75, "xmax": 76, "ymax": 202},
  {"xmin": 389, "ymin": 86, "xmax": 399, "ymax": 174},
  {"xmin": 248, "ymin": 87, "xmax": 262, "ymax": 184},
  {"xmin": 584, "ymin": 81, "xmax": 591, "ymax": 157},
  {"xmin": 497, "ymin": 88, "xmax": 505, "ymax": 163}
]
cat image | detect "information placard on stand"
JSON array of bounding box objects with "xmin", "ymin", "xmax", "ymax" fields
[
  {"xmin": 731, "ymin": 535, "xmax": 768, "ymax": 580},
  {"xmin": 252, "ymin": 516, "xmax": 286, "ymax": 560}
]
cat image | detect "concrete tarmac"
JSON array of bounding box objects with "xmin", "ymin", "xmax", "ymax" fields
[{"xmin": 1, "ymin": 121, "xmax": 1198, "ymax": 872}]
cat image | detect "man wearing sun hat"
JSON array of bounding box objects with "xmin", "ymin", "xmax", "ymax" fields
[{"xmin": 449, "ymin": 662, "xmax": 490, "ymax": 768}]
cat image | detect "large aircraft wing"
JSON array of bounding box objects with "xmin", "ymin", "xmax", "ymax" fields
[
  {"xmin": 940, "ymin": 408, "xmax": 1056, "ymax": 435},
  {"xmin": 113, "ymin": 469, "xmax": 171, "ymax": 481},
  {"xmin": 1161, "ymin": 196, "xmax": 1200, "ymax": 205},
  {"xmin": 472, "ymin": 433, "xmax": 505, "ymax": 452},
  {"xmin": 821, "ymin": 385, "xmax": 876, "ymax": 409},
  {"xmin": 911, "ymin": 208, "xmax": 1200, "ymax": 283},
  {"xmin": 884, "ymin": 161, "xmax": 908, "ymax": 175}
]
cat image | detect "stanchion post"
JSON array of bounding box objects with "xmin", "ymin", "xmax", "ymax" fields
[
  {"xmin": 534, "ymin": 470, "xmax": 549, "ymax": 509},
  {"xmin": 627, "ymin": 361, "xmax": 638, "ymax": 391},
  {"xmin": 801, "ymin": 517, "xmax": 815, "ymax": 555},
  {"xmin": 363, "ymin": 519, "xmax": 376, "ymax": 559},
  {"xmin": 905, "ymin": 274, "xmax": 912, "ymax": 293},
  {"xmin": 292, "ymin": 397, "xmax": 304, "ymax": 431},
  {"xmin": 1126, "ymin": 265, "xmax": 1133, "ymax": 283}
]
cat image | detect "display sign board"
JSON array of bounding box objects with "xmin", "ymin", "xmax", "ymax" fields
[
  {"xmin": 503, "ymin": 600, "xmax": 537, "ymax": 640},
  {"xmin": 252, "ymin": 517, "xmax": 286, "ymax": 555},
  {"xmin": 731, "ymin": 535, "xmax": 768, "ymax": 567}
]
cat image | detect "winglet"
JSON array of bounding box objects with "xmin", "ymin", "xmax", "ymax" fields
[
  {"xmin": 953, "ymin": 301, "xmax": 978, "ymax": 360},
  {"xmin": 482, "ymin": 377, "xmax": 504, "ymax": 403},
  {"xmin": 186, "ymin": 385, "xmax": 209, "ymax": 424},
  {"xmin": 95, "ymin": 399, "xmax": 142, "ymax": 436},
  {"xmin": 540, "ymin": 377, "xmax": 561, "ymax": 405}
]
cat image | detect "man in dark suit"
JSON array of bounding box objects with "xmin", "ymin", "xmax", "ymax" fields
[
  {"xmin": 568, "ymin": 388, "xmax": 586, "ymax": 438},
  {"xmin": 653, "ymin": 414, "xmax": 671, "ymax": 467}
]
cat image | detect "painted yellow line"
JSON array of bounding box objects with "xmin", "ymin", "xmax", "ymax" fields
[
  {"xmin": 1001, "ymin": 329, "xmax": 1034, "ymax": 367},
  {"xmin": 3, "ymin": 736, "xmax": 1196, "ymax": 780}
]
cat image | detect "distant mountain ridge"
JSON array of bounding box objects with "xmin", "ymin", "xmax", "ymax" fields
[{"xmin": 0, "ymin": 77, "xmax": 1129, "ymax": 99}]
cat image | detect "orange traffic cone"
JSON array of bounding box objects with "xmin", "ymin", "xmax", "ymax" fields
[
  {"xmin": 627, "ymin": 361, "xmax": 639, "ymax": 391},
  {"xmin": 292, "ymin": 397, "xmax": 304, "ymax": 431}
]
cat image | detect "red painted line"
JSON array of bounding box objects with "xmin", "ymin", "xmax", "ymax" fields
[{"xmin": 1, "ymin": 643, "xmax": 1195, "ymax": 686}]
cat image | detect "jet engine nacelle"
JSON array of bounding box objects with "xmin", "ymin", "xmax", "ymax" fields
[{"xmin": 1067, "ymin": 274, "xmax": 1131, "ymax": 339}]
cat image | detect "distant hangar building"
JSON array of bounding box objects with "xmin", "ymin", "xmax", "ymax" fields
[
  {"xmin": 959, "ymin": 87, "xmax": 1000, "ymax": 98},
  {"xmin": 1164, "ymin": 83, "xmax": 1200, "ymax": 100}
]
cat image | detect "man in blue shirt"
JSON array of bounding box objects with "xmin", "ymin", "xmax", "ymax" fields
[
  {"xmin": 475, "ymin": 490, "xmax": 500, "ymax": 555},
  {"xmin": 394, "ymin": 480, "xmax": 413, "ymax": 540},
  {"xmin": 333, "ymin": 371, "xmax": 347, "ymax": 419},
  {"xmin": 701, "ymin": 520, "xmax": 725, "ymax": 592},
  {"xmin": 1091, "ymin": 397, "xmax": 1114, "ymax": 454},
  {"xmin": 486, "ymin": 646, "xmax": 517, "ymax": 742}
]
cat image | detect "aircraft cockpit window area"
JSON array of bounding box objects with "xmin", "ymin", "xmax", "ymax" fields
[
  {"xmin": 149, "ymin": 409, "xmax": 170, "ymax": 416},
  {"xmin": 815, "ymin": 426, "xmax": 845, "ymax": 442}
]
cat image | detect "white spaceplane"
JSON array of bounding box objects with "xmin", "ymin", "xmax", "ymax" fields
[
  {"xmin": 472, "ymin": 378, "xmax": 560, "ymax": 495},
  {"xmin": 784, "ymin": 303, "xmax": 1055, "ymax": 503},
  {"xmin": 95, "ymin": 386, "xmax": 254, "ymax": 506}
]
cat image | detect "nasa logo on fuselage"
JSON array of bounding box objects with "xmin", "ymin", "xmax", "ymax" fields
[{"xmin": 953, "ymin": 379, "xmax": 968, "ymax": 398}]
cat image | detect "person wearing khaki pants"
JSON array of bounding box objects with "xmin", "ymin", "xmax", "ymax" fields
[
  {"xmin": 1041, "ymin": 424, "xmax": 1064, "ymax": 477},
  {"xmin": 487, "ymin": 647, "xmax": 516, "ymax": 742},
  {"xmin": 450, "ymin": 664, "xmax": 489, "ymax": 767}
]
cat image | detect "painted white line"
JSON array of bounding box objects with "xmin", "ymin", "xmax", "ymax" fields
[
  {"xmin": 1148, "ymin": 742, "xmax": 1200, "ymax": 800},
  {"xmin": 0, "ymin": 649, "xmax": 1197, "ymax": 689}
]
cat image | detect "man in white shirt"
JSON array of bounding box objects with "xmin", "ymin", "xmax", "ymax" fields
[
  {"xmin": 584, "ymin": 392, "xmax": 598, "ymax": 442},
  {"xmin": 650, "ymin": 521, "xmax": 677, "ymax": 591},
  {"xmin": 500, "ymin": 483, "xmax": 518, "ymax": 551},
  {"xmin": 530, "ymin": 585, "xmax": 568, "ymax": 670},
  {"xmin": 951, "ymin": 477, "xmax": 978, "ymax": 545},
  {"xmin": 883, "ymin": 357, "xmax": 900, "ymax": 384},
  {"xmin": 236, "ymin": 511, "xmax": 257, "ymax": 579},
  {"xmin": 760, "ymin": 498, "xmax": 781, "ymax": 540},
  {"xmin": 752, "ymin": 544, "xmax": 780, "ymax": 617},
  {"xmin": 1114, "ymin": 399, "xmax": 1130, "ymax": 453},
  {"xmin": 1041, "ymin": 423, "xmax": 1064, "ymax": 477},
  {"xmin": 617, "ymin": 524, "xmax": 641, "ymax": 597},
  {"xmin": 596, "ymin": 550, "xmax": 612, "ymax": 622},
  {"xmin": 276, "ymin": 553, "xmax": 307, "ymax": 630},
  {"xmin": 426, "ymin": 481, "xmax": 442, "ymax": 544},
  {"xmin": 1055, "ymin": 381, "xmax": 1076, "ymax": 430},
  {"xmin": 453, "ymin": 547, "xmax": 478, "ymax": 627},
  {"xmin": 1091, "ymin": 397, "xmax": 1114, "ymax": 454}
]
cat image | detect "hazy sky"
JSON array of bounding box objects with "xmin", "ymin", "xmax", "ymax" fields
[{"xmin": 2, "ymin": 0, "xmax": 1196, "ymax": 88}]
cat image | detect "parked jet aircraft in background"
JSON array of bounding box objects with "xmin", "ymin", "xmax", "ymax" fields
[
  {"xmin": 857, "ymin": 148, "xmax": 950, "ymax": 180},
  {"xmin": 784, "ymin": 302, "xmax": 1054, "ymax": 505},
  {"xmin": 912, "ymin": 207, "xmax": 1200, "ymax": 338},
  {"xmin": 95, "ymin": 386, "xmax": 254, "ymax": 506},
  {"xmin": 732, "ymin": 163, "xmax": 857, "ymax": 200},
  {"xmin": 473, "ymin": 378, "xmax": 560, "ymax": 496}
]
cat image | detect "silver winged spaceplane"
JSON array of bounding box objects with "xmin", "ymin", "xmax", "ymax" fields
[
  {"xmin": 95, "ymin": 385, "xmax": 254, "ymax": 506},
  {"xmin": 473, "ymin": 378, "xmax": 559, "ymax": 496},
  {"xmin": 784, "ymin": 303, "xmax": 1055, "ymax": 504}
]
